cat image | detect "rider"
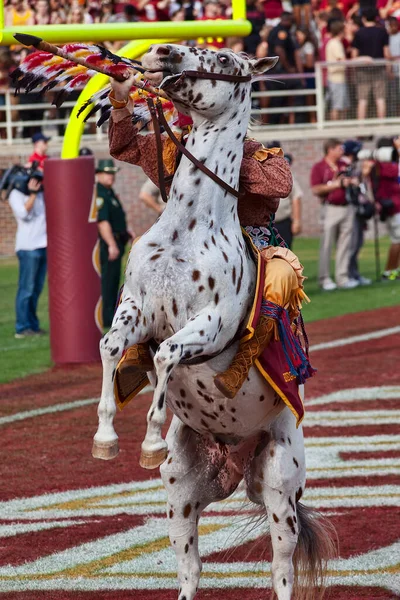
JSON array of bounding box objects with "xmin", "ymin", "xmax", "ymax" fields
[{"xmin": 107, "ymin": 75, "xmax": 312, "ymax": 400}]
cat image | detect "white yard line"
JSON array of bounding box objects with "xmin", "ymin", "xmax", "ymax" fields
[
  {"xmin": 310, "ymin": 325, "xmax": 400, "ymax": 353},
  {"xmin": 0, "ymin": 385, "xmax": 153, "ymax": 427},
  {"xmin": 1, "ymin": 324, "xmax": 399, "ymax": 426}
]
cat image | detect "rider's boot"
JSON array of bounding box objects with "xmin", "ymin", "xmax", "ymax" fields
[
  {"xmin": 214, "ymin": 316, "xmax": 274, "ymax": 399},
  {"xmin": 117, "ymin": 343, "xmax": 154, "ymax": 376}
]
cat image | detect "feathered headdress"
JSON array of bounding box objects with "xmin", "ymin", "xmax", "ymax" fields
[{"xmin": 11, "ymin": 34, "xmax": 175, "ymax": 129}]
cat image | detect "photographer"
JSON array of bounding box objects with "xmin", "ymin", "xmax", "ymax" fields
[
  {"xmin": 310, "ymin": 138, "xmax": 359, "ymax": 291},
  {"xmin": 372, "ymin": 137, "xmax": 400, "ymax": 280},
  {"xmin": 8, "ymin": 169, "xmax": 47, "ymax": 338},
  {"xmin": 342, "ymin": 140, "xmax": 374, "ymax": 286}
]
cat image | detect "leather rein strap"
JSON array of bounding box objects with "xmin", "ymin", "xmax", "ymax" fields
[
  {"xmin": 146, "ymin": 69, "xmax": 252, "ymax": 202},
  {"xmin": 147, "ymin": 99, "xmax": 169, "ymax": 204}
]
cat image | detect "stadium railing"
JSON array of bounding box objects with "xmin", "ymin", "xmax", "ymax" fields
[{"xmin": 1, "ymin": 58, "xmax": 400, "ymax": 145}]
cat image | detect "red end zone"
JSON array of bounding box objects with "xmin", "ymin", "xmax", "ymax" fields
[{"xmin": 0, "ymin": 306, "xmax": 399, "ymax": 599}]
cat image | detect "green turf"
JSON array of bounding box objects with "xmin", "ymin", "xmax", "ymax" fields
[
  {"xmin": 0, "ymin": 237, "xmax": 399, "ymax": 384},
  {"xmin": 294, "ymin": 236, "xmax": 400, "ymax": 322}
]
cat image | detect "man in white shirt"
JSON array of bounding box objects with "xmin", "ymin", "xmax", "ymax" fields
[{"xmin": 8, "ymin": 174, "xmax": 47, "ymax": 338}]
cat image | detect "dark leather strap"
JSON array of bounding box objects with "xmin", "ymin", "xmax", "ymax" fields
[
  {"xmin": 155, "ymin": 100, "xmax": 241, "ymax": 199},
  {"xmin": 147, "ymin": 98, "xmax": 169, "ymax": 204}
]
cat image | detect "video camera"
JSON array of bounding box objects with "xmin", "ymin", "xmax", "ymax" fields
[{"xmin": 0, "ymin": 162, "xmax": 43, "ymax": 200}]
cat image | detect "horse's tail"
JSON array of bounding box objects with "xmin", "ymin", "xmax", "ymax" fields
[{"xmin": 292, "ymin": 502, "xmax": 338, "ymax": 600}]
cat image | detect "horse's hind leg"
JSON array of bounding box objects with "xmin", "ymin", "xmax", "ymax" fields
[
  {"xmin": 92, "ymin": 293, "xmax": 151, "ymax": 460},
  {"xmin": 246, "ymin": 409, "xmax": 306, "ymax": 600},
  {"xmin": 161, "ymin": 416, "xmax": 242, "ymax": 600}
]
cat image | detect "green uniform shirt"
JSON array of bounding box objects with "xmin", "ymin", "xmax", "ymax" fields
[{"xmin": 96, "ymin": 182, "xmax": 127, "ymax": 236}]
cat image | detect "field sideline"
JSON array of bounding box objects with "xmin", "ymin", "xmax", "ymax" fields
[{"xmin": 0, "ymin": 237, "xmax": 399, "ymax": 384}]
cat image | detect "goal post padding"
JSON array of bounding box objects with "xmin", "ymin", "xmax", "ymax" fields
[{"xmin": 44, "ymin": 156, "xmax": 102, "ymax": 364}]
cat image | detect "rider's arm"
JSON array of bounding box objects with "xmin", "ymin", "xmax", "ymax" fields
[
  {"xmin": 109, "ymin": 106, "xmax": 167, "ymax": 180},
  {"xmin": 239, "ymin": 154, "xmax": 293, "ymax": 199}
]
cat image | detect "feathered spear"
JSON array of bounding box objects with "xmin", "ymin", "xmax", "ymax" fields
[{"xmin": 11, "ymin": 33, "xmax": 174, "ymax": 128}]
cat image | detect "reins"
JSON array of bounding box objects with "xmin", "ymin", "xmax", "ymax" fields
[{"xmin": 146, "ymin": 68, "xmax": 252, "ymax": 202}]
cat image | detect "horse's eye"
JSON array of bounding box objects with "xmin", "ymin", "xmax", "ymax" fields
[{"xmin": 218, "ymin": 55, "xmax": 229, "ymax": 65}]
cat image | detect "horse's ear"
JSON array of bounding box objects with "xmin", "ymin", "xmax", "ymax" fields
[{"xmin": 249, "ymin": 56, "xmax": 279, "ymax": 75}]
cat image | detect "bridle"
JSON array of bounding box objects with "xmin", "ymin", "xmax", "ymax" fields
[{"xmin": 146, "ymin": 68, "xmax": 252, "ymax": 204}]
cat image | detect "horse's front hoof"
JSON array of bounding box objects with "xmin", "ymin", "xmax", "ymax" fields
[
  {"xmin": 92, "ymin": 439, "xmax": 119, "ymax": 460},
  {"xmin": 139, "ymin": 446, "xmax": 168, "ymax": 470}
]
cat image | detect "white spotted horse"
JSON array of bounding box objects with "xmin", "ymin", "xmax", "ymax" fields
[{"xmin": 92, "ymin": 44, "xmax": 335, "ymax": 600}]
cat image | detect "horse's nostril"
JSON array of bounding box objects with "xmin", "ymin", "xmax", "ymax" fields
[{"xmin": 155, "ymin": 45, "xmax": 171, "ymax": 57}]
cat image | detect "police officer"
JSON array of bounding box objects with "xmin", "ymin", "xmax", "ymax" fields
[{"xmin": 96, "ymin": 159, "xmax": 132, "ymax": 329}]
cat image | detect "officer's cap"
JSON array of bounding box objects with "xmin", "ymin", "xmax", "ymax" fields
[{"xmin": 96, "ymin": 159, "xmax": 119, "ymax": 173}]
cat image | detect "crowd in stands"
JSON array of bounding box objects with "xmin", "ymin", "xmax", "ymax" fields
[{"xmin": 1, "ymin": 0, "xmax": 400, "ymax": 133}]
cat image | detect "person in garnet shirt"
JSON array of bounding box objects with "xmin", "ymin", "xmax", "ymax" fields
[
  {"xmin": 311, "ymin": 138, "xmax": 359, "ymax": 291},
  {"xmin": 28, "ymin": 132, "xmax": 50, "ymax": 171}
]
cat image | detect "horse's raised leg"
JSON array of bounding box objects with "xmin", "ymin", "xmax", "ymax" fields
[
  {"xmin": 140, "ymin": 310, "xmax": 224, "ymax": 469},
  {"xmin": 92, "ymin": 294, "xmax": 151, "ymax": 460},
  {"xmin": 246, "ymin": 409, "xmax": 306, "ymax": 600},
  {"xmin": 161, "ymin": 416, "xmax": 242, "ymax": 600}
]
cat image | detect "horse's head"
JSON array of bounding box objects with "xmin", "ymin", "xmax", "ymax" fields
[{"xmin": 142, "ymin": 44, "xmax": 278, "ymax": 121}]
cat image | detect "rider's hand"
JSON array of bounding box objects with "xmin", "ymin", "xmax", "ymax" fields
[
  {"xmin": 111, "ymin": 71, "xmax": 137, "ymax": 102},
  {"xmin": 108, "ymin": 243, "xmax": 120, "ymax": 261}
]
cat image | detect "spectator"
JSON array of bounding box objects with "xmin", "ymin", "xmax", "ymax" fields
[
  {"xmin": 109, "ymin": 3, "xmax": 138, "ymax": 21},
  {"xmin": 170, "ymin": 6, "xmax": 186, "ymax": 19},
  {"xmin": 379, "ymin": 0, "xmax": 400, "ymax": 19},
  {"xmin": 34, "ymin": 0, "xmax": 51, "ymax": 24},
  {"xmin": 245, "ymin": 0, "xmax": 267, "ymax": 55},
  {"xmin": 268, "ymin": 12, "xmax": 300, "ymax": 73},
  {"xmin": 291, "ymin": 0, "xmax": 312, "ymax": 28},
  {"xmin": 342, "ymin": 139, "xmax": 373, "ymax": 285},
  {"xmin": 310, "ymin": 138, "xmax": 358, "ymax": 290},
  {"xmin": 386, "ymin": 16, "xmax": 400, "ymax": 115},
  {"xmin": 351, "ymin": 7, "xmax": 391, "ymax": 120},
  {"xmin": 373, "ymin": 136, "xmax": 400, "ymax": 280},
  {"xmin": 197, "ymin": 0, "xmax": 227, "ymax": 49},
  {"xmin": 326, "ymin": 20, "xmax": 349, "ymax": 120},
  {"xmin": 96, "ymin": 0, "xmax": 114, "ymax": 21},
  {"xmin": 139, "ymin": 177, "xmax": 165, "ymax": 218},
  {"xmin": 5, "ymin": 0, "xmax": 34, "ymax": 26},
  {"xmin": 79, "ymin": 146, "xmax": 94, "ymax": 156},
  {"xmin": 274, "ymin": 153, "xmax": 303, "ymax": 248},
  {"xmin": 268, "ymin": 12, "xmax": 303, "ymax": 124},
  {"xmin": 9, "ymin": 170, "xmax": 47, "ymax": 338},
  {"xmin": 49, "ymin": 0, "xmax": 67, "ymax": 23},
  {"xmin": 262, "ymin": 0, "xmax": 283, "ymax": 27},
  {"xmin": 387, "ymin": 15, "xmax": 400, "ymax": 57},
  {"xmin": 67, "ymin": 2, "xmax": 93, "ymax": 24},
  {"xmin": 96, "ymin": 159, "xmax": 133, "ymax": 329},
  {"xmin": 28, "ymin": 132, "xmax": 50, "ymax": 171},
  {"xmin": 295, "ymin": 26, "xmax": 317, "ymax": 121}
]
